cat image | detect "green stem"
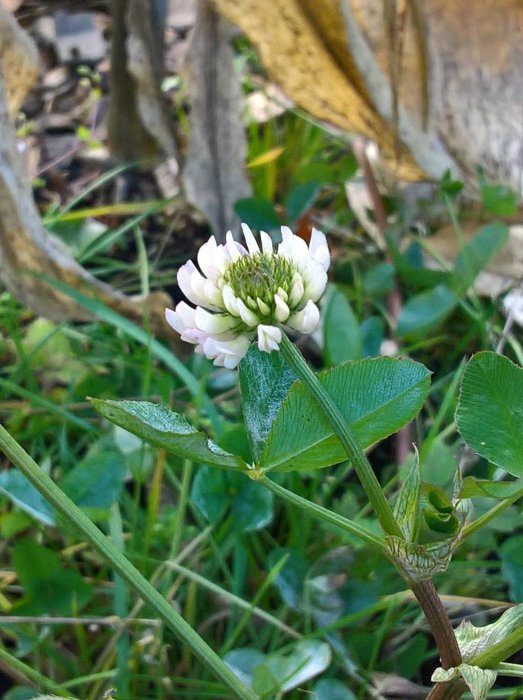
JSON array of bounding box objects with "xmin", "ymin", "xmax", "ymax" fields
[
  {"xmin": 472, "ymin": 626, "xmax": 523, "ymax": 669},
  {"xmin": 0, "ymin": 423, "xmax": 257, "ymax": 700},
  {"xmin": 278, "ymin": 333, "xmax": 402, "ymax": 538},
  {"xmin": 0, "ymin": 643, "xmax": 75, "ymax": 697},
  {"xmin": 462, "ymin": 486, "xmax": 523, "ymax": 540},
  {"xmin": 259, "ymin": 475, "xmax": 386, "ymax": 553},
  {"xmin": 497, "ymin": 662, "xmax": 523, "ymax": 678}
]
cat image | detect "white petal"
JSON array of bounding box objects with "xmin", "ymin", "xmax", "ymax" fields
[
  {"xmin": 222, "ymin": 285, "xmax": 240, "ymax": 316},
  {"xmin": 257, "ymin": 324, "xmax": 282, "ymax": 353},
  {"xmin": 274, "ymin": 293, "xmax": 290, "ymax": 322},
  {"xmin": 260, "ymin": 230, "xmax": 273, "ymax": 256},
  {"xmin": 211, "ymin": 244, "xmax": 231, "ymax": 280},
  {"xmin": 177, "ymin": 301, "xmax": 196, "ymax": 327},
  {"xmin": 237, "ymin": 298, "xmax": 259, "ymax": 327},
  {"xmin": 165, "ymin": 304, "xmax": 206, "ymax": 346},
  {"xmin": 287, "ymin": 300, "xmax": 320, "ymax": 334},
  {"xmin": 197, "ymin": 236, "xmax": 218, "ymax": 278},
  {"xmin": 278, "ymin": 226, "xmax": 309, "ymax": 265},
  {"xmin": 225, "ymin": 231, "xmax": 243, "ymax": 262},
  {"xmin": 177, "ymin": 261, "xmax": 207, "ymax": 307},
  {"xmin": 165, "ymin": 306, "xmax": 186, "ymax": 335},
  {"xmin": 195, "ymin": 307, "xmax": 238, "ymax": 334},
  {"xmin": 289, "ymin": 273, "xmax": 305, "ymax": 307},
  {"xmin": 241, "ymin": 223, "xmax": 260, "ymax": 255},
  {"xmin": 303, "ymin": 266, "xmax": 328, "ymax": 302},
  {"xmin": 203, "ymin": 279, "xmax": 223, "ymax": 307},
  {"xmin": 277, "ymin": 286, "xmax": 288, "ymax": 303},
  {"xmin": 203, "ymin": 335, "xmax": 252, "ymax": 369},
  {"xmin": 309, "ymin": 228, "xmax": 330, "ymax": 271}
]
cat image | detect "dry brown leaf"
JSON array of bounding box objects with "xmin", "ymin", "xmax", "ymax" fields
[
  {"xmin": 211, "ymin": 0, "xmax": 428, "ymax": 181},
  {"xmin": 212, "ymin": 0, "xmax": 523, "ymax": 193},
  {"xmin": 182, "ymin": 0, "xmax": 251, "ymax": 239}
]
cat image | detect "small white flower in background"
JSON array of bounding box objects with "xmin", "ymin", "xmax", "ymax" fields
[
  {"xmin": 502, "ymin": 289, "xmax": 523, "ymax": 328},
  {"xmin": 165, "ymin": 224, "xmax": 330, "ymax": 368}
]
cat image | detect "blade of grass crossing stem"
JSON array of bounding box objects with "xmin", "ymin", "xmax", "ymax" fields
[
  {"xmin": 0, "ymin": 424, "xmax": 257, "ymax": 700},
  {"xmin": 167, "ymin": 561, "xmax": 300, "ymax": 641},
  {"xmin": 33, "ymin": 274, "xmax": 221, "ymax": 432},
  {"xmin": 0, "ymin": 642, "xmax": 75, "ymax": 697},
  {"xmin": 109, "ymin": 503, "xmax": 130, "ymax": 699},
  {"xmin": 0, "ymin": 378, "xmax": 96, "ymax": 432}
]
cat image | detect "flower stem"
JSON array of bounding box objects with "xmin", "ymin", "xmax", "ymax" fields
[
  {"xmin": 497, "ymin": 662, "xmax": 523, "ymax": 678},
  {"xmin": 259, "ymin": 475, "xmax": 386, "ymax": 553},
  {"xmin": 278, "ymin": 332, "xmax": 403, "ymax": 538},
  {"xmin": 0, "ymin": 424, "xmax": 257, "ymax": 700},
  {"xmin": 0, "ymin": 642, "xmax": 75, "ymax": 697},
  {"xmin": 462, "ymin": 485, "xmax": 523, "ymax": 540}
]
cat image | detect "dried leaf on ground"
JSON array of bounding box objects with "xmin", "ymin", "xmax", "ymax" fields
[{"xmin": 213, "ymin": 0, "xmax": 523, "ymax": 193}]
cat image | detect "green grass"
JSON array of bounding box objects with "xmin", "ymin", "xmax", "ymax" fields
[{"xmin": 0, "ymin": 106, "xmax": 522, "ymax": 700}]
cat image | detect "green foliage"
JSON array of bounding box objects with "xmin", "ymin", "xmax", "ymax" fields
[
  {"xmin": 1, "ymin": 81, "xmax": 523, "ymax": 700},
  {"xmin": 234, "ymin": 197, "xmax": 281, "ymax": 231},
  {"xmin": 12, "ymin": 539, "xmax": 93, "ymax": 615},
  {"xmin": 450, "ymin": 222, "xmax": 509, "ymax": 295},
  {"xmin": 239, "ymin": 344, "xmax": 297, "ymax": 461},
  {"xmin": 225, "ymin": 640, "xmax": 331, "ymax": 695},
  {"xmin": 191, "ymin": 466, "xmax": 273, "ymax": 532},
  {"xmin": 256, "ymin": 358, "xmax": 431, "ymax": 471},
  {"xmin": 90, "ymin": 399, "xmax": 247, "ymax": 471},
  {"xmin": 323, "ymin": 285, "xmax": 362, "ymax": 365},
  {"xmin": 456, "ymin": 352, "xmax": 523, "ymax": 476},
  {"xmin": 396, "ymin": 284, "xmax": 458, "ymax": 339}
]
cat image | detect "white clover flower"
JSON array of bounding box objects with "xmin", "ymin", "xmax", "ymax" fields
[{"xmin": 165, "ymin": 224, "xmax": 330, "ymax": 368}]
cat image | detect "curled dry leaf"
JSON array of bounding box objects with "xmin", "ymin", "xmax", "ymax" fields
[{"xmin": 213, "ymin": 0, "xmax": 523, "ymax": 193}]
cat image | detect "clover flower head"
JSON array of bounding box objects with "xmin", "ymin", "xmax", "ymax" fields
[{"xmin": 165, "ymin": 224, "xmax": 330, "ymax": 368}]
